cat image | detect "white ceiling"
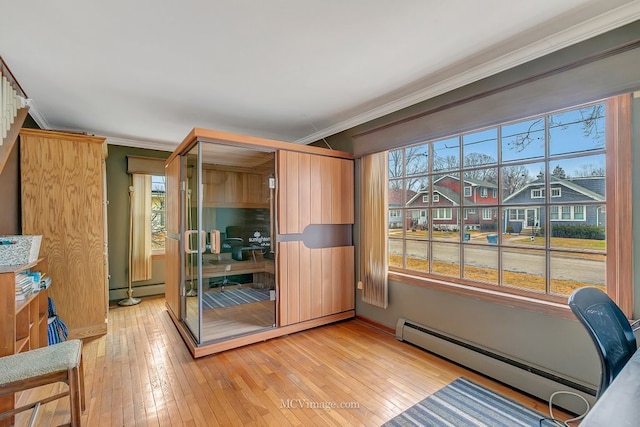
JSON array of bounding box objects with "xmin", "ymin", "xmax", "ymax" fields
[{"xmin": 2, "ymin": 1, "xmax": 640, "ymax": 152}]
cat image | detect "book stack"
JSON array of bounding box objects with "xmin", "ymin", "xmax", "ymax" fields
[
  {"xmin": 15, "ymin": 272, "xmax": 35, "ymax": 300},
  {"xmin": 39, "ymin": 274, "xmax": 52, "ymax": 290}
]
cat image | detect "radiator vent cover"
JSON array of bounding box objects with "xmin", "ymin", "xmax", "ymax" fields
[{"xmin": 396, "ymin": 317, "xmax": 595, "ymax": 415}]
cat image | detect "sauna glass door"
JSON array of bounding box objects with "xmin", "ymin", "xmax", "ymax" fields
[
  {"xmin": 199, "ymin": 142, "xmax": 277, "ymax": 344},
  {"xmin": 182, "ymin": 143, "xmax": 203, "ymax": 343}
]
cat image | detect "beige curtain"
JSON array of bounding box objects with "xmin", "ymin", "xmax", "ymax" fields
[
  {"xmin": 131, "ymin": 174, "xmax": 152, "ymax": 282},
  {"xmin": 360, "ymin": 151, "xmax": 389, "ymax": 308}
]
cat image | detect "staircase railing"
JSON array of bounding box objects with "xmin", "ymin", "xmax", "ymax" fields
[{"xmin": 0, "ymin": 56, "xmax": 29, "ymax": 174}]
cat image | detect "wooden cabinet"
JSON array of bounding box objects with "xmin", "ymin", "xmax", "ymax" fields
[
  {"xmin": 20, "ymin": 129, "xmax": 108, "ymax": 340},
  {"xmin": 0, "ymin": 258, "xmax": 49, "ymax": 420}
]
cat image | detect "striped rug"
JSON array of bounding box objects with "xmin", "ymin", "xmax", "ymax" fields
[
  {"xmin": 383, "ymin": 377, "xmax": 552, "ymax": 427},
  {"xmin": 201, "ymin": 288, "xmax": 270, "ymax": 309}
]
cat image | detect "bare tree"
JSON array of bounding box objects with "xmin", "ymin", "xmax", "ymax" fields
[
  {"xmin": 463, "ymin": 153, "xmax": 498, "ymax": 183},
  {"xmin": 389, "ymin": 147, "xmax": 429, "ymax": 195},
  {"xmin": 506, "ymin": 103, "xmax": 604, "ymax": 153},
  {"xmin": 501, "ymin": 165, "xmax": 531, "ymax": 196},
  {"xmin": 389, "ymin": 150, "xmax": 403, "ymax": 179},
  {"xmin": 573, "ymin": 163, "xmax": 606, "ymax": 177},
  {"xmin": 433, "ymin": 154, "xmax": 458, "ymax": 172}
]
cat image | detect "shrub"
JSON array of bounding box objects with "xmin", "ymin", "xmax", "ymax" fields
[{"xmin": 551, "ymin": 224, "xmax": 605, "ymax": 240}]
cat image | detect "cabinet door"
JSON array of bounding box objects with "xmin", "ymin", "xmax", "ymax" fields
[{"xmin": 21, "ymin": 129, "xmax": 108, "ymax": 339}]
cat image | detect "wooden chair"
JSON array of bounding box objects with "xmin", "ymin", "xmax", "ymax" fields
[{"xmin": 0, "ymin": 339, "xmax": 85, "ymax": 426}]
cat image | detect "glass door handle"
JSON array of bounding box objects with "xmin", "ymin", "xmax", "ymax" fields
[
  {"xmin": 184, "ymin": 230, "xmax": 206, "ymax": 254},
  {"xmin": 269, "ymin": 185, "xmax": 275, "ymax": 253}
]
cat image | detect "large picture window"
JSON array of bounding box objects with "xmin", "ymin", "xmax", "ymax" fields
[{"xmin": 387, "ymin": 96, "xmax": 631, "ymax": 309}]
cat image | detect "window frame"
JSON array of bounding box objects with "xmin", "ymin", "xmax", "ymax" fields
[
  {"xmin": 387, "ymin": 95, "xmax": 633, "ymax": 319},
  {"xmin": 150, "ymin": 174, "xmax": 167, "ymax": 256},
  {"xmin": 531, "ymin": 188, "xmax": 544, "ymax": 198}
]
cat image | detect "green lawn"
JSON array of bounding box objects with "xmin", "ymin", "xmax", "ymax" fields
[{"xmin": 389, "ymin": 228, "xmax": 606, "ymax": 251}]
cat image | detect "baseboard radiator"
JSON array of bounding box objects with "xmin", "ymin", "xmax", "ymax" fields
[{"xmin": 396, "ymin": 318, "xmax": 596, "ymax": 415}]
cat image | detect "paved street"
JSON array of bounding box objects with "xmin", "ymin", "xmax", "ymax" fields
[{"xmin": 390, "ymin": 236, "xmax": 605, "ymax": 286}]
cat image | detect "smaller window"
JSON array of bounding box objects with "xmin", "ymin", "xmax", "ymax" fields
[
  {"xmin": 561, "ymin": 206, "xmax": 572, "ymax": 220},
  {"xmin": 482, "ymin": 208, "xmax": 493, "ymax": 220},
  {"xmin": 151, "ymin": 175, "xmax": 166, "ymax": 253},
  {"xmin": 551, "ymin": 187, "xmax": 561, "ymax": 198},
  {"xmin": 550, "ymin": 206, "xmax": 559, "ymax": 220},
  {"xmin": 433, "ymin": 194, "xmax": 440, "ymax": 202},
  {"xmin": 468, "ymin": 209, "xmax": 476, "ymax": 214},
  {"xmin": 574, "ymin": 205, "xmax": 584, "ymax": 220},
  {"xmin": 433, "ymin": 208, "xmax": 452, "ymax": 220},
  {"xmin": 509, "ymin": 209, "xmax": 525, "ymax": 221},
  {"xmin": 422, "ymin": 195, "xmax": 428, "ymax": 203},
  {"xmin": 492, "ymin": 189, "xmax": 497, "ymax": 198},
  {"xmin": 531, "ymin": 188, "xmax": 544, "ymax": 198},
  {"xmin": 464, "ymin": 186, "xmax": 472, "ymax": 197},
  {"xmin": 480, "ymin": 188, "xmax": 488, "ymax": 198}
]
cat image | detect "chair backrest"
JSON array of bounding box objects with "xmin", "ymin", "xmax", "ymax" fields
[{"xmin": 568, "ymin": 287, "xmax": 637, "ymax": 398}]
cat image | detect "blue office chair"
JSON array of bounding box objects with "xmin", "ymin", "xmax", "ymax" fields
[{"xmin": 568, "ymin": 287, "xmax": 638, "ymax": 399}]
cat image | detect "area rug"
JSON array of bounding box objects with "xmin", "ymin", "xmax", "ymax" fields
[
  {"xmin": 201, "ymin": 288, "xmax": 270, "ymax": 309},
  {"xmin": 383, "ymin": 377, "xmax": 552, "ymax": 427}
]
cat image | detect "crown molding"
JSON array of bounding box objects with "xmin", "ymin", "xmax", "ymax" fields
[
  {"xmin": 24, "ymin": 104, "xmax": 177, "ymax": 152},
  {"xmin": 294, "ymin": 1, "xmax": 640, "ymax": 145},
  {"xmin": 104, "ymin": 135, "xmax": 177, "ymax": 152},
  {"xmin": 24, "ymin": 99, "xmax": 51, "ymax": 130}
]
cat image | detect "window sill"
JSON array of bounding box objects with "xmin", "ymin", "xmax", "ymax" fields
[
  {"xmin": 388, "ymin": 271, "xmax": 576, "ymax": 320},
  {"xmin": 151, "ymin": 252, "xmax": 165, "ymax": 259}
]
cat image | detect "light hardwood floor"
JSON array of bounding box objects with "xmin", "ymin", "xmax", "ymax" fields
[{"xmin": 15, "ymin": 296, "xmax": 570, "ymax": 426}]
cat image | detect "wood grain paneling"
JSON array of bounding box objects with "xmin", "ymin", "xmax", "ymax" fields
[
  {"xmin": 298, "ymin": 242, "xmax": 311, "ymax": 322},
  {"xmin": 321, "ymin": 247, "xmax": 333, "ymax": 316},
  {"xmin": 279, "ymin": 241, "xmax": 354, "ymax": 326},
  {"xmin": 309, "ymin": 156, "xmax": 322, "ymax": 225},
  {"xmin": 339, "ymin": 158, "xmax": 355, "ymax": 224},
  {"xmin": 201, "ymin": 168, "xmax": 270, "ymax": 208},
  {"xmin": 278, "ymin": 151, "xmax": 354, "ymax": 234},
  {"xmin": 20, "ymin": 129, "xmax": 108, "ymax": 339},
  {"xmin": 164, "ymin": 156, "xmax": 181, "ymax": 319},
  {"xmin": 164, "ymin": 237, "xmax": 180, "ymax": 319},
  {"xmin": 606, "ymin": 94, "xmax": 633, "ymax": 316},
  {"xmin": 320, "ymin": 156, "xmax": 333, "ymax": 225},
  {"xmin": 165, "ymin": 156, "xmax": 181, "ymax": 235}
]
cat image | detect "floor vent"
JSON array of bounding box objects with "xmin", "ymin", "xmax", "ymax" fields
[{"xmin": 396, "ymin": 317, "xmax": 595, "ymax": 414}]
